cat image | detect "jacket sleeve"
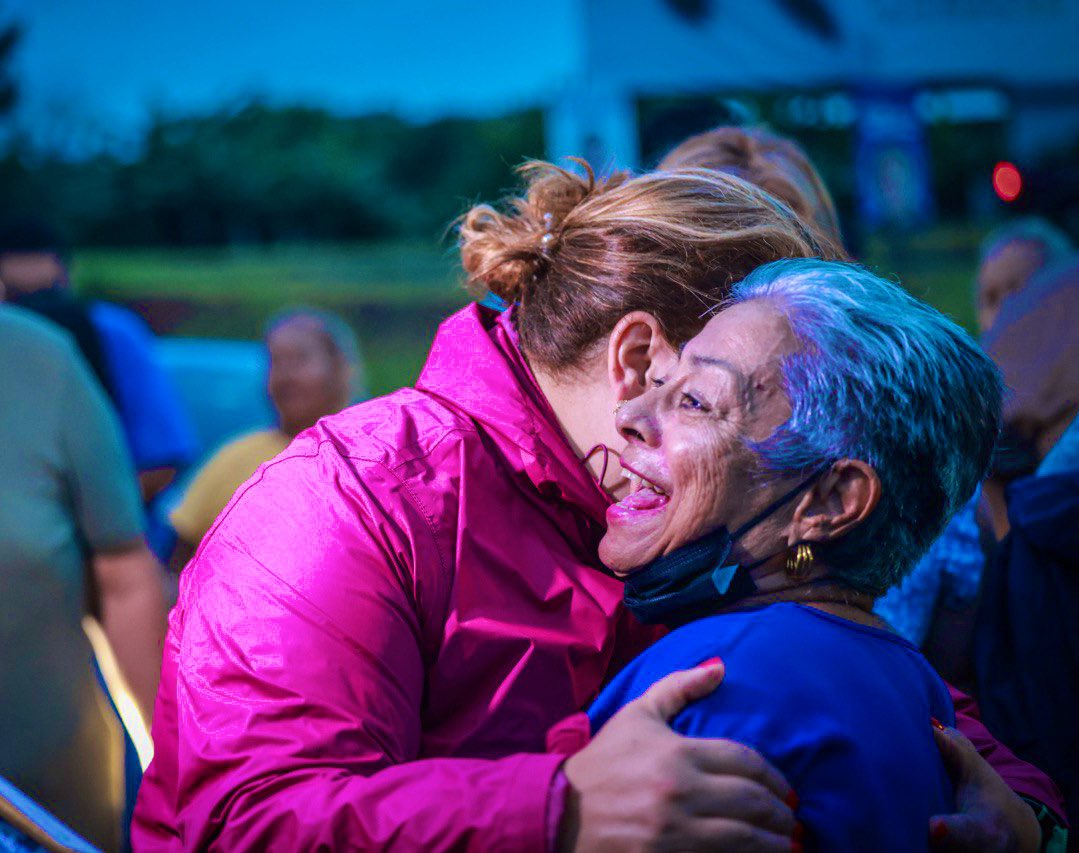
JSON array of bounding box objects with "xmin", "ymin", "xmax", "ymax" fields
[
  {"xmin": 950, "ymin": 684, "xmax": 1068, "ymax": 824},
  {"xmin": 165, "ymin": 435, "xmax": 564, "ymax": 851}
]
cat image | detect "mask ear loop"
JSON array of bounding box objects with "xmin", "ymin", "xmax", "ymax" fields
[{"xmin": 583, "ymin": 444, "xmax": 612, "ymax": 488}]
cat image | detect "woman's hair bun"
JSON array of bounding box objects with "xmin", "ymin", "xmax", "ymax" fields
[{"xmin": 458, "ymin": 159, "xmax": 626, "ymax": 301}]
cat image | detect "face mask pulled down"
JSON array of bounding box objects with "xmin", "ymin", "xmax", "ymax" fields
[{"xmin": 622, "ymin": 471, "xmax": 823, "ymax": 627}]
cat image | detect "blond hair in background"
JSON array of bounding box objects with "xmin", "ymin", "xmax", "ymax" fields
[{"xmin": 659, "ymin": 126, "xmax": 845, "ymax": 257}]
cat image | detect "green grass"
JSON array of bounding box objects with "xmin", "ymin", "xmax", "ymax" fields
[
  {"xmin": 71, "ymin": 229, "xmax": 982, "ymax": 396},
  {"xmin": 862, "ymin": 223, "xmax": 981, "ymax": 333},
  {"xmin": 73, "ymin": 240, "xmax": 466, "ymax": 308},
  {"xmin": 72, "ymin": 241, "xmax": 472, "ymax": 394}
]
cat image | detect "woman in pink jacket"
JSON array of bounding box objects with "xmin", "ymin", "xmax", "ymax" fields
[{"xmin": 134, "ymin": 162, "xmax": 1059, "ymax": 851}]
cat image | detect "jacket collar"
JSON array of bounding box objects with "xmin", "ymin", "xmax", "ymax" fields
[{"xmin": 416, "ymin": 303, "xmax": 612, "ymax": 526}]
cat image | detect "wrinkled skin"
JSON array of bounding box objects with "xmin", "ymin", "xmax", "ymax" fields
[{"xmin": 600, "ymin": 299, "xmax": 800, "ymax": 575}]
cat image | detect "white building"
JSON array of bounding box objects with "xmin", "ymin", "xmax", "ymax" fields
[{"xmin": 546, "ymin": 0, "xmax": 1079, "ymax": 170}]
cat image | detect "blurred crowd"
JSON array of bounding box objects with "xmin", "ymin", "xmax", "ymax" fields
[
  {"xmin": 0, "ymin": 125, "xmax": 1077, "ymax": 851},
  {"xmin": 0, "ymin": 225, "xmax": 367, "ymax": 850}
]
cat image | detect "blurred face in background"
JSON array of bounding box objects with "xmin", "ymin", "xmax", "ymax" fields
[
  {"xmin": 267, "ymin": 317, "xmax": 351, "ymax": 437},
  {"xmin": 977, "ymin": 239, "xmax": 1045, "ymax": 333},
  {"xmin": 0, "ymin": 251, "xmax": 67, "ymax": 295}
]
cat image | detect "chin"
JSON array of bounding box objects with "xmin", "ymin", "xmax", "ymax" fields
[{"xmin": 598, "ymin": 538, "xmax": 645, "ymax": 577}]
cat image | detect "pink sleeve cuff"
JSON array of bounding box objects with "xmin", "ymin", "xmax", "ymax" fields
[
  {"xmin": 544, "ymin": 712, "xmax": 592, "ymax": 852},
  {"xmin": 546, "ymin": 711, "xmax": 592, "ymax": 756}
]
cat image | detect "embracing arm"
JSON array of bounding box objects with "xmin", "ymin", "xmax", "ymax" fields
[
  {"xmin": 137, "ymin": 438, "xmax": 802, "ymax": 852},
  {"xmin": 140, "ymin": 445, "xmax": 561, "ymax": 852},
  {"xmin": 941, "ymin": 685, "xmax": 1068, "ymax": 852}
]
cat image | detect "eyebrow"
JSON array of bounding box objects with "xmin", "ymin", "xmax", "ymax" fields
[
  {"xmin": 689, "ymin": 353, "xmax": 753, "ymax": 408},
  {"xmin": 689, "ymin": 354, "xmax": 740, "ymax": 374}
]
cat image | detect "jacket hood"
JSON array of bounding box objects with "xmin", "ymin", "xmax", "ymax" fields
[{"xmin": 416, "ymin": 303, "xmax": 612, "ymax": 526}]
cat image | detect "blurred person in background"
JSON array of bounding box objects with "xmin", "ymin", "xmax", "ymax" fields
[
  {"xmin": 657, "ymin": 124, "xmax": 847, "ymax": 257},
  {"xmin": 974, "ymin": 257, "xmax": 1079, "ymax": 839},
  {"xmin": 138, "ymin": 162, "xmax": 1055, "ymax": 852},
  {"xmin": 976, "ymin": 217, "xmax": 1075, "ymax": 334},
  {"xmin": 0, "ymin": 219, "xmax": 198, "ymax": 505},
  {"xmin": 167, "ymin": 307, "xmax": 363, "ymax": 572},
  {"xmin": 877, "ymin": 224, "xmax": 1078, "ymax": 670},
  {"xmin": 659, "ymin": 125, "xmax": 1069, "ymax": 843},
  {"xmin": 0, "ymin": 301, "xmax": 167, "ymax": 852}
]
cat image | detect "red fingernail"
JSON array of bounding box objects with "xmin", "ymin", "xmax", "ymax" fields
[
  {"xmin": 931, "ymin": 717, "xmax": 946, "ymax": 732},
  {"xmin": 697, "ymin": 656, "xmax": 722, "ymax": 668},
  {"xmin": 793, "ymin": 821, "xmax": 804, "ymax": 841},
  {"xmin": 786, "ymin": 790, "xmax": 800, "ymax": 810},
  {"xmin": 930, "ymin": 821, "xmax": 948, "ymax": 842}
]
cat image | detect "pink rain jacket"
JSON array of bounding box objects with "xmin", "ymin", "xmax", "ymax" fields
[
  {"xmin": 135, "ymin": 304, "xmax": 1065, "ymax": 850},
  {"xmin": 133, "ymin": 305, "xmax": 658, "ymax": 851}
]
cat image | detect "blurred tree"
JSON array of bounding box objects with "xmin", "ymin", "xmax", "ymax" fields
[
  {"xmin": 0, "ymin": 22, "xmax": 18, "ymax": 118},
  {"xmin": 2, "ymin": 102, "xmax": 545, "ymax": 247}
]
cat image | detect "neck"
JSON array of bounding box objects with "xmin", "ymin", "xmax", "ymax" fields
[
  {"xmin": 533, "ymin": 362, "xmax": 618, "ymax": 488},
  {"xmin": 733, "ymin": 561, "xmax": 880, "ymax": 626}
]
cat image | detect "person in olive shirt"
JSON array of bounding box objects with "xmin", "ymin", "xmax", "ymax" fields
[{"xmin": 0, "ymin": 303, "xmax": 167, "ymax": 853}]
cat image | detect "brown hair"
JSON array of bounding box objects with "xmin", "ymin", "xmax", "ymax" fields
[
  {"xmin": 659, "ymin": 126, "xmax": 845, "ymax": 255},
  {"xmin": 458, "ymin": 159, "xmax": 836, "ymax": 373}
]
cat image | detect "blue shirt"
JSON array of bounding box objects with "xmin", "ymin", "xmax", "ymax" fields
[
  {"xmin": 589, "ymin": 603, "xmax": 955, "ymax": 852},
  {"xmin": 875, "ymin": 493, "xmax": 983, "ymax": 645},
  {"xmin": 89, "ymin": 302, "xmax": 198, "ymax": 472}
]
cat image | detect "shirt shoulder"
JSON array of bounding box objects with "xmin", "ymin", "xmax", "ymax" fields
[
  {"xmin": 0, "ymin": 305, "xmax": 88, "ymax": 432},
  {"xmin": 214, "ymin": 429, "xmax": 290, "ymax": 468},
  {"xmin": 0, "ymin": 304, "xmax": 78, "ymax": 363}
]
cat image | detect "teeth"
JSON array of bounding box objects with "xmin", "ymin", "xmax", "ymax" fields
[{"xmin": 627, "ymin": 471, "xmax": 666, "ymax": 496}]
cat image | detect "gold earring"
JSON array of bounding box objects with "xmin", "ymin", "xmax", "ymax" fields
[{"xmin": 785, "ymin": 543, "xmax": 814, "ymax": 580}]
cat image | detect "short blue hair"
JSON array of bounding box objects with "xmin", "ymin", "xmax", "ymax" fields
[{"xmin": 728, "ymin": 259, "xmax": 1003, "ymax": 595}]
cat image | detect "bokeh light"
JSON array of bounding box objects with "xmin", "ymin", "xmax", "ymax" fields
[{"xmin": 993, "ymin": 161, "xmax": 1023, "ymax": 202}]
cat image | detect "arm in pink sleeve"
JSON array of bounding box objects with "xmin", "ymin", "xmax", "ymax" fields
[
  {"xmin": 951, "ymin": 684, "xmax": 1068, "ymax": 824},
  {"xmin": 167, "ymin": 442, "xmax": 562, "ymax": 851}
]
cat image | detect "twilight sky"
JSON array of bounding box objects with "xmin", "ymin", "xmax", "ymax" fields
[{"xmin": 3, "ymin": 0, "xmax": 581, "ymax": 151}]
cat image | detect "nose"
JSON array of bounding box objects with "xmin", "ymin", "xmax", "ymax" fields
[{"xmin": 617, "ymin": 393, "xmax": 660, "ymax": 447}]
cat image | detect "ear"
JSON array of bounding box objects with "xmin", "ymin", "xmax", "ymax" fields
[
  {"xmin": 607, "ymin": 311, "xmax": 676, "ymax": 402},
  {"xmin": 787, "ymin": 459, "xmax": 881, "ymax": 545}
]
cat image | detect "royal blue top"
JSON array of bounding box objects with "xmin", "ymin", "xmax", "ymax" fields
[
  {"xmin": 589, "ymin": 603, "xmax": 955, "ymax": 852},
  {"xmin": 90, "ymin": 301, "xmax": 198, "ymax": 472}
]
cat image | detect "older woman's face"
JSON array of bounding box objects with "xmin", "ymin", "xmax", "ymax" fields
[{"xmin": 599, "ymin": 300, "xmax": 797, "ymax": 574}]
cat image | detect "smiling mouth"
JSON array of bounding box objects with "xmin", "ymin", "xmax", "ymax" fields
[{"xmin": 610, "ymin": 469, "xmax": 671, "ymax": 516}]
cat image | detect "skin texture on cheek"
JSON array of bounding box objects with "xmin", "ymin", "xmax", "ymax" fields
[{"xmin": 662, "ymin": 423, "xmax": 743, "ymax": 555}]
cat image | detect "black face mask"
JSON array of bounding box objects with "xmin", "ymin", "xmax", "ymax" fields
[{"xmin": 622, "ymin": 471, "xmax": 825, "ymax": 627}]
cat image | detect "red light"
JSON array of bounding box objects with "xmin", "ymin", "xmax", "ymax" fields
[{"xmin": 993, "ymin": 162, "xmax": 1022, "ymax": 202}]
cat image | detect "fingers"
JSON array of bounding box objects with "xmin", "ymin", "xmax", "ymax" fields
[
  {"xmin": 686, "ymin": 776, "xmax": 798, "ymax": 837},
  {"xmin": 634, "ymin": 661, "xmax": 726, "ymax": 722},
  {"xmin": 927, "ymin": 814, "xmax": 1005, "ymax": 852},
  {"xmin": 680, "ymin": 816, "xmax": 795, "ymax": 853},
  {"xmin": 932, "ymin": 724, "xmax": 982, "ymax": 786},
  {"xmin": 686, "ymin": 737, "xmax": 794, "ymax": 803}
]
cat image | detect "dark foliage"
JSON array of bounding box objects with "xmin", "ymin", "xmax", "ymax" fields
[{"xmin": 0, "ymin": 103, "xmax": 545, "ymax": 246}]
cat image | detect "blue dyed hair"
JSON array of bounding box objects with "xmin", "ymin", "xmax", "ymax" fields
[{"xmin": 728, "ymin": 259, "xmax": 1003, "ymax": 595}]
